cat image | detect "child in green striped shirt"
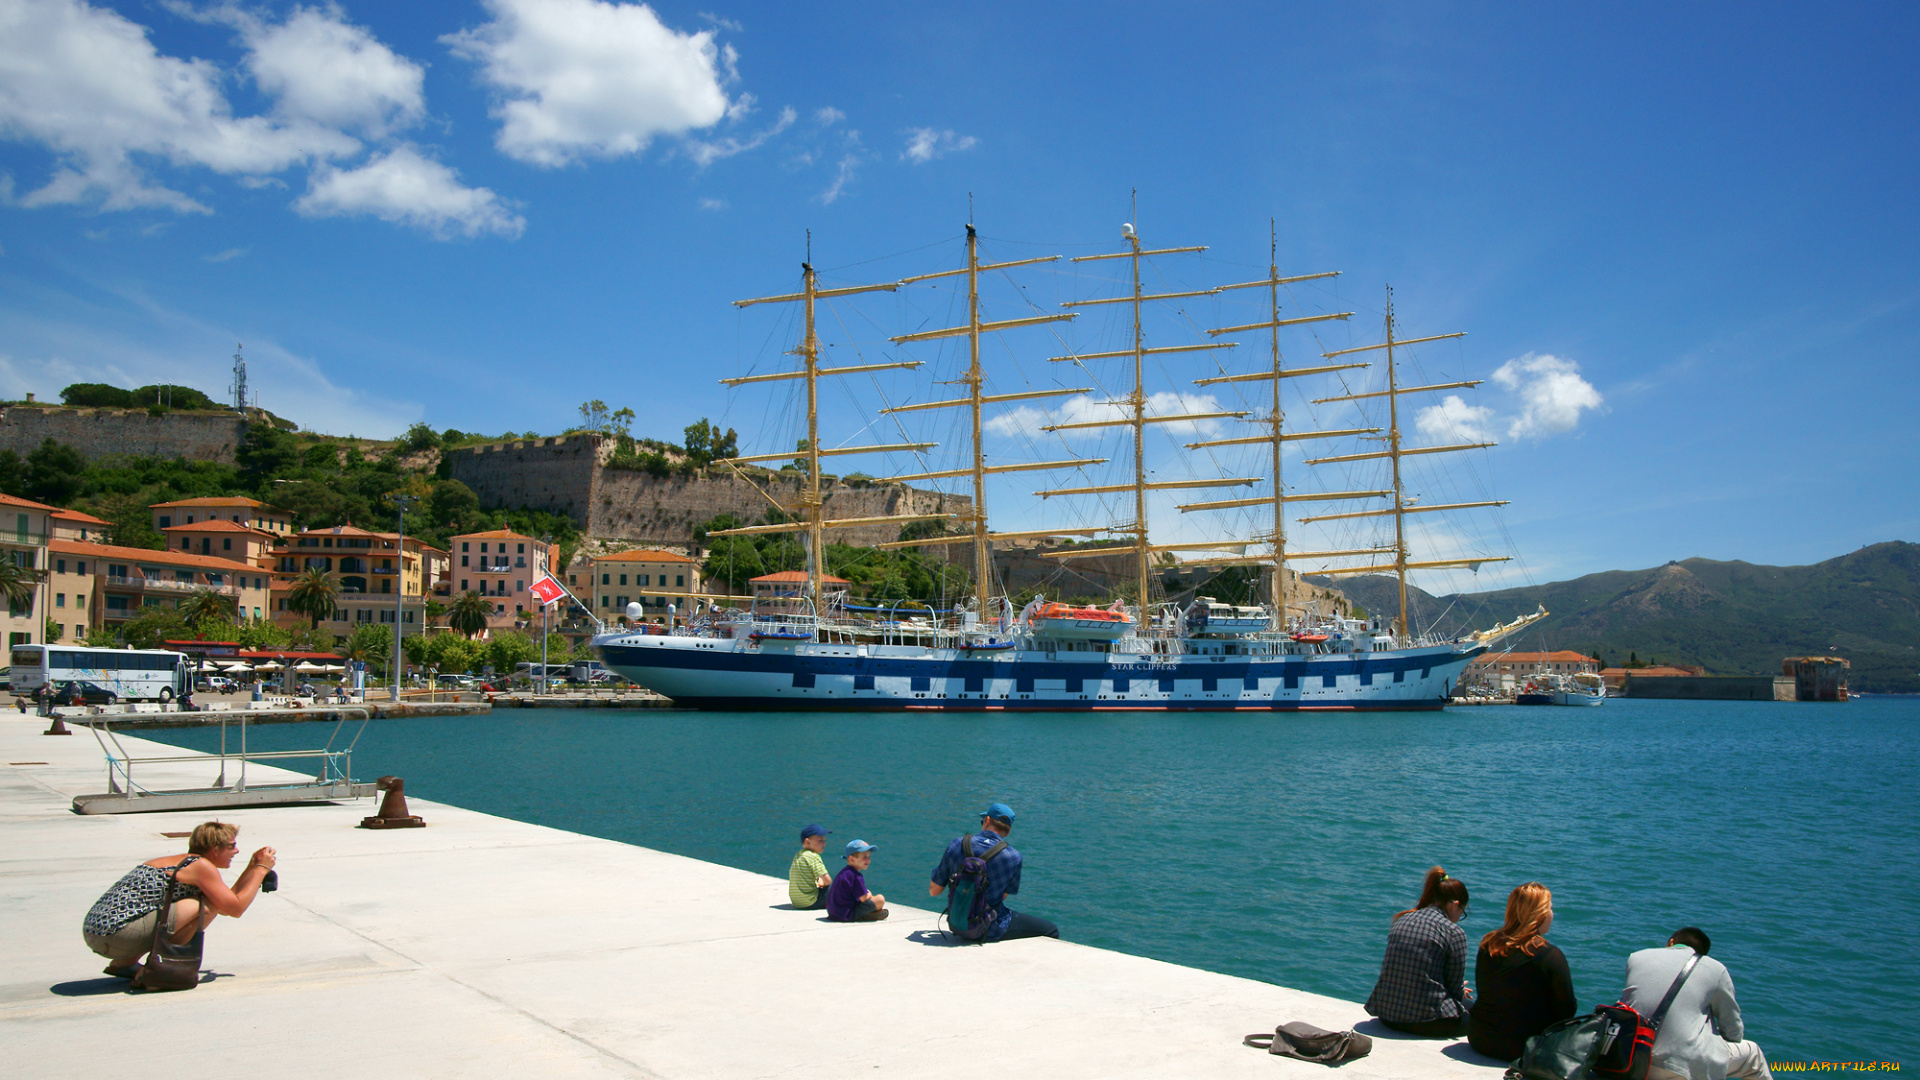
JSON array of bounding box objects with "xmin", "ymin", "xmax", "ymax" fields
[{"xmin": 788, "ymin": 824, "xmax": 832, "ymax": 908}]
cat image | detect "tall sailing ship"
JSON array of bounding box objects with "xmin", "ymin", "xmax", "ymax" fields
[{"xmin": 592, "ymin": 219, "xmax": 1542, "ymax": 710}]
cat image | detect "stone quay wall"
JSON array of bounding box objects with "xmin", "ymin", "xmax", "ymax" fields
[
  {"xmin": 0, "ymin": 407, "xmax": 249, "ymax": 462},
  {"xmin": 445, "ymin": 434, "xmax": 973, "ymax": 549}
]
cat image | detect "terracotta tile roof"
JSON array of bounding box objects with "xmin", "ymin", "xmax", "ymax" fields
[
  {"xmin": 51, "ymin": 508, "xmax": 111, "ymax": 524},
  {"xmin": 751, "ymin": 570, "xmax": 850, "ymax": 585},
  {"xmin": 452, "ymin": 529, "xmax": 540, "ymax": 541},
  {"xmin": 150, "ymin": 496, "xmax": 282, "ymax": 510},
  {"xmin": 51, "ymin": 539, "xmax": 273, "ymax": 576},
  {"xmin": 1478, "ymin": 651, "xmax": 1598, "ymax": 664},
  {"xmin": 0, "ymin": 492, "xmax": 60, "ymax": 511},
  {"xmin": 595, "ymin": 549, "xmax": 696, "ymax": 563},
  {"xmin": 162, "ymin": 519, "xmax": 270, "ymax": 534},
  {"xmin": 296, "ymin": 523, "xmax": 384, "ymax": 537}
]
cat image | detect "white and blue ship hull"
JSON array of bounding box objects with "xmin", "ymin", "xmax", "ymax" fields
[{"xmin": 594, "ymin": 633, "xmax": 1484, "ymax": 712}]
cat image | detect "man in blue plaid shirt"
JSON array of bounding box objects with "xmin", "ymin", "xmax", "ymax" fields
[{"xmin": 929, "ymin": 802, "xmax": 1059, "ymax": 942}]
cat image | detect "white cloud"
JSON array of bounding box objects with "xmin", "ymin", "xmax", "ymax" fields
[
  {"xmin": 1415, "ymin": 394, "xmax": 1494, "ymax": 442},
  {"xmin": 242, "ymin": 4, "xmax": 426, "ymax": 137},
  {"xmin": 0, "ymin": 0, "xmax": 360, "ymax": 212},
  {"xmin": 685, "ymin": 104, "xmax": 793, "ymax": 166},
  {"xmin": 902, "ymin": 127, "xmax": 977, "ymax": 163},
  {"xmin": 1492, "ymin": 352, "xmax": 1603, "ymax": 439},
  {"xmin": 444, "ymin": 0, "xmax": 733, "ymax": 167},
  {"xmin": 697, "ymin": 196, "xmax": 724, "ymax": 210},
  {"xmin": 987, "ymin": 392, "xmax": 1228, "ymax": 438},
  {"xmin": 814, "ymin": 106, "xmax": 844, "ymax": 126},
  {"xmin": 820, "ymin": 151, "xmax": 859, "ymax": 204},
  {"xmin": 204, "ymin": 247, "xmax": 248, "ymax": 262},
  {"xmin": 295, "ymin": 145, "xmax": 524, "ymax": 239},
  {"xmin": 697, "ymin": 11, "xmax": 742, "ymax": 33}
]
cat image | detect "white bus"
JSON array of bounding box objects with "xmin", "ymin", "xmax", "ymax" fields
[{"xmin": 9, "ymin": 645, "xmax": 190, "ymax": 704}]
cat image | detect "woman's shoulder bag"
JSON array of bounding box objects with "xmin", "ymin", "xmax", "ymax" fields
[{"xmin": 132, "ymin": 858, "xmax": 205, "ymax": 991}]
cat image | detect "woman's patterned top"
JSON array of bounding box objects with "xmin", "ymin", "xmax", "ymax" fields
[{"xmin": 82, "ymin": 856, "xmax": 206, "ymax": 936}]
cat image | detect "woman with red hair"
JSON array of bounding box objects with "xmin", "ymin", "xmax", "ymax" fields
[{"xmin": 1468, "ymin": 882, "xmax": 1579, "ymax": 1061}]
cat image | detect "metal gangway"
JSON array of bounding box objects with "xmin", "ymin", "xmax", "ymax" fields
[{"xmin": 71, "ymin": 709, "xmax": 377, "ymax": 815}]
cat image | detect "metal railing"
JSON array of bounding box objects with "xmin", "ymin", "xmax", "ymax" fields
[{"xmin": 80, "ymin": 709, "xmax": 372, "ymax": 812}]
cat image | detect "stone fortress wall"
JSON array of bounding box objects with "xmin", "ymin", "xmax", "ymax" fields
[
  {"xmin": 0, "ymin": 407, "xmax": 250, "ymax": 462},
  {"xmin": 444, "ymin": 433, "xmax": 973, "ymax": 550}
]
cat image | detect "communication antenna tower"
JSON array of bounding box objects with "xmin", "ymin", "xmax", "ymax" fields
[{"xmin": 231, "ymin": 343, "xmax": 248, "ymax": 412}]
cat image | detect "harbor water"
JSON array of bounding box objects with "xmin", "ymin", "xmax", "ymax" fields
[{"xmin": 143, "ymin": 696, "xmax": 1918, "ymax": 1065}]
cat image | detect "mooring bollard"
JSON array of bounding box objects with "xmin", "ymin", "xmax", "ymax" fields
[
  {"xmin": 43, "ymin": 715, "xmax": 72, "ymax": 736},
  {"xmin": 358, "ymin": 775, "xmax": 425, "ymax": 829}
]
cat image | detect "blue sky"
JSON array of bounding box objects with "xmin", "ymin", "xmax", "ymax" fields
[{"xmin": 1, "ymin": 1, "xmax": 1915, "ymax": 591}]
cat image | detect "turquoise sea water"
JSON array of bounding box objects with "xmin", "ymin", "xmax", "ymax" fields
[{"xmin": 143, "ymin": 697, "xmax": 1918, "ymax": 1066}]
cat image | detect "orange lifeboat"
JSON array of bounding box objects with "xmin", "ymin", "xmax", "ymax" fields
[{"xmin": 1030, "ymin": 602, "xmax": 1134, "ymax": 641}]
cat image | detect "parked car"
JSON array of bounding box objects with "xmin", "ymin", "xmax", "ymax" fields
[
  {"xmin": 55, "ymin": 680, "xmax": 119, "ymax": 706},
  {"xmin": 194, "ymin": 676, "xmax": 239, "ymax": 694}
]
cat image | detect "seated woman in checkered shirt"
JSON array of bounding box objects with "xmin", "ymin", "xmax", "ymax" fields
[{"xmin": 1364, "ymin": 866, "xmax": 1475, "ymax": 1038}]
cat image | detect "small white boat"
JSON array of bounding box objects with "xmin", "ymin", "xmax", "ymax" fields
[{"xmin": 1516, "ymin": 671, "xmax": 1606, "ymax": 706}]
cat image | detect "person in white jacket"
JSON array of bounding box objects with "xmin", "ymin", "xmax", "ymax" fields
[{"xmin": 1620, "ymin": 927, "xmax": 1770, "ymax": 1080}]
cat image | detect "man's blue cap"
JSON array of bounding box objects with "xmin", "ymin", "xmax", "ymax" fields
[
  {"xmin": 981, "ymin": 802, "xmax": 1016, "ymax": 822},
  {"xmin": 800, "ymin": 824, "xmax": 831, "ymax": 839},
  {"xmin": 844, "ymin": 839, "xmax": 876, "ymax": 854}
]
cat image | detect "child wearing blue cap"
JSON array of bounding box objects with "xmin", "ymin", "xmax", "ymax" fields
[
  {"xmin": 827, "ymin": 840, "xmax": 889, "ymax": 922},
  {"xmin": 787, "ymin": 824, "xmax": 833, "ymax": 909}
]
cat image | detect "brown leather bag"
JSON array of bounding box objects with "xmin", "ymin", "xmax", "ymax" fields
[
  {"xmin": 1244, "ymin": 1021, "xmax": 1373, "ymax": 1065},
  {"xmin": 133, "ymin": 861, "xmax": 204, "ymax": 991}
]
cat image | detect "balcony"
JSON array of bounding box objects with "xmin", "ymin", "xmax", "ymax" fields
[
  {"xmin": 372, "ymin": 566, "xmax": 399, "ymax": 575},
  {"xmin": 103, "ymin": 575, "xmax": 241, "ymax": 597}
]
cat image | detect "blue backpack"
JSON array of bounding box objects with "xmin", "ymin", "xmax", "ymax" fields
[{"xmin": 942, "ymin": 835, "xmax": 1009, "ymax": 942}]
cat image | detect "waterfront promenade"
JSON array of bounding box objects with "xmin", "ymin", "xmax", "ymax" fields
[{"xmin": 3, "ymin": 716, "xmax": 1507, "ymax": 1079}]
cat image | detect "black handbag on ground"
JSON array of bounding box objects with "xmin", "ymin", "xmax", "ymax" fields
[
  {"xmin": 1506, "ymin": 953, "xmax": 1701, "ymax": 1080},
  {"xmin": 132, "ymin": 862, "xmax": 204, "ymax": 991},
  {"xmin": 1244, "ymin": 1021, "xmax": 1373, "ymax": 1065}
]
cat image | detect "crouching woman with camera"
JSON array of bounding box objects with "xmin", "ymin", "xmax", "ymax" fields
[{"xmin": 81, "ymin": 821, "xmax": 277, "ymax": 979}]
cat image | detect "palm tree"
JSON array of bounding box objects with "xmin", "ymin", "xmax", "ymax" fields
[
  {"xmin": 287, "ymin": 568, "xmax": 339, "ymax": 628},
  {"xmin": 449, "ymin": 591, "xmax": 492, "ymax": 639},
  {"xmin": 181, "ymin": 588, "xmax": 235, "ymax": 631},
  {"xmin": 0, "ymin": 559, "xmax": 39, "ymax": 619}
]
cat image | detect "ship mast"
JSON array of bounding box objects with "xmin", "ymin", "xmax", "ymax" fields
[
  {"xmin": 1293, "ymin": 286, "xmax": 1509, "ymax": 641},
  {"xmin": 1036, "ymin": 219, "xmax": 1250, "ymax": 620},
  {"xmin": 871, "ymin": 223, "xmax": 1094, "ymax": 623},
  {"xmin": 712, "ymin": 243, "xmax": 955, "ymax": 605}
]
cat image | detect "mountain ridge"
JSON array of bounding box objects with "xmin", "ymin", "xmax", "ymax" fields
[{"xmin": 1307, "ymin": 540, "xmax": 1920, "ymax": 692}]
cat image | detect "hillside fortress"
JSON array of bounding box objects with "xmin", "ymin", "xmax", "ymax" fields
[{"xmin": 443, "ymin": 433, "xmax": 970, "ymax": 550}]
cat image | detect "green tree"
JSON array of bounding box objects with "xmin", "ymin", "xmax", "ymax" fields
[
  {"xmin": 44, "ymin": 616, "xmax": 62, "ymax": 642},
  {"xmin": 449, "ymin": 591, "xmax": 492, "ymax": 638},
  {"xmin": 287, "ymin": 568, "xmax": 339, "ymax": 628},
  {"xmin": 236, "ymin": 618, "xmax": 291, "ymax": 650},
  {"xmin": 402, "ymin": 423, "xmax": 441, "ymax": 452},
  {"xmin": 484, "ymin": 630, "xmax": 538, "ymax": 675},
  {"xmin": 91, "ymin": 492, "xmax": 166, "ymax": 550},
  {"xmin": 345, "ymin": 623, "xmax": 394, "ymax": 678},
  {"xmin": 0, "ymin": 450, "xmax": 24, "ymax": 497},
  {"xmin": 82, "ymin": 625, "xmax": 120, "ymax": 647},
  {"xmin": 25, "ymin": 438, "xmax": 87, "ymax": 504},
  {"xmin": 0, "ymin": 559, "xmax": 39, "ymax": 618},
  {"xmin": 236, "ymin": 423, "xmax": 301, "ymax": 482},
  {"xmin": 181, "ymin": 588, "xmax": 236, "ymax": 631},
  {"xmin": 120, "ymin": 603, "xmax": 190, "ymax": 649},
  {"xmin": 401, "ymin": 631, "xmax": 435, "ymax": 668}
]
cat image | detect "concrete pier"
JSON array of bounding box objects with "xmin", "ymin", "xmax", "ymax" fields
[{"xmin": 2, "ymin": 715, "xmax": 1507, "ymax": 1079}]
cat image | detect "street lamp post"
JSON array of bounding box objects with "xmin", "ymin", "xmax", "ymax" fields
[{"xmin": 392, "ymin": 495, "xmax": 418, "ymax": 703}]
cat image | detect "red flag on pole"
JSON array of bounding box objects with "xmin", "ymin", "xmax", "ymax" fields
[{"xmin": 529, "ymin": 575, "xmax": 565, "ymax": 607}]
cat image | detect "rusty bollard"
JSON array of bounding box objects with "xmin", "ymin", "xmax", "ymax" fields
[
  {"xmin": 44, "ymin": 713, "xmax": 73, "ymax": 735},
  {"xmin": 358, "ymin": 775, "xmax": 425, "ymax": 829}
]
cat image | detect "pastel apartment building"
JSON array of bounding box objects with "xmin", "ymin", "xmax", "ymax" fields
[
  {"xmin": 448, "ymin": 529, "xmax": 560, "ymax": 634},
  {"xmin": 151, "ymin": 495, "xmax": 295, "ymax": 536},
  {"xmin": 0, "ymin": 493, "xmax": 57, "ymax": 648},
  {"xmin": 49, "ymin": 539, "xmax": 274, "ymax": 640},
  {"xmin": 277, "ymin": 523, "xmax": 442, "ymax": 632},
  {"xmin": 589, "ymin": 549, "xmax": 701, "ymax": 623}
]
